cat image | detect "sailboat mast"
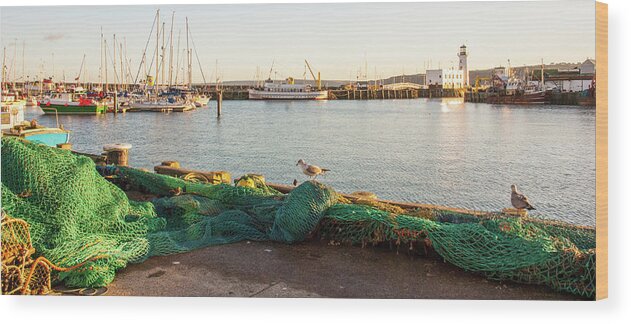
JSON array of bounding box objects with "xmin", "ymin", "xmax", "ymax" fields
[
  {"xmin": 113, "ymin": 34, "xmax": 117, "ymax": 92},
  {"xmin": 83, "ymin": 56, "xmax": 87, "ymax": 89},
  {"xmin": 2, "ymin": 47, "xmax": 6, "ymax": 91},
  {"xmin": 142, "ymin": 52, "xmax": 147, "ymax": 88},
  {"xmin": 541, "ymin": 58, "xmax": 545, "ymax": 91},
  {"xmin": 124, "ymin": 37, "xmax": 128, "ymax": 91},
  {"xmin": 23, "ymin": 42, "xmax": 30, "ymax": 96},
  {"xmin": 104, "ymin": 39, "xmax": 108, "ymax": 93},
  {"xmin": 364, "ymin": 55, "xmax": 368, "ymax": 84},
  {"xmin": 161, "ymin": 22, "xmax": 166, "ymax": 89},
  {"xmin": 120, "ymin": 42, "xmax": 124, "ymax": 92},
  {"xmin": 155, "ymin": 9, "xmax": 160, "ymax": 92},
  {"xmin": 12, "ymin": 38, "xmax": 17, "ymax": 87},
  {"xmin": 186, "ymin": 17, "xmax": 191, "ymax": 89},
  {"xmin": 175, "ymin": 29, "xmax": 181, "ymax": 86},
  {"xmin": 168, "ymin": 11, "xmax": 174, "ymax": 88},
  {"xmin": 22, "ymin": 40, "xmax": 25, "ymax": 91},
  {"xmin": 100, "ymin": 27, "xmax": 103, "ymax": 91}
]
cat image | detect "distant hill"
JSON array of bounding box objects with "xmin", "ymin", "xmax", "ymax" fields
[{"xmin": 200, "ymin": 61, "xmax": 587, "ymax": 88}]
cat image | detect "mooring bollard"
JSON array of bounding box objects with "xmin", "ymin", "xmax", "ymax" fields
[
  {"xmin": 103, "ymin": 143, "xmax": 132, "ymax": 166},
  {"xmin": 161, "ymin": 160, "xmax": 181, "ymax": 168}
]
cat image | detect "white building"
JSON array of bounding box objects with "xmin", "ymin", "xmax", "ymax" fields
[{"xmin": 425, "ymin": 68, "xmax": 464, "ymax": 89}]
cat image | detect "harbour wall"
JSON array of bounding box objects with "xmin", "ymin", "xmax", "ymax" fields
[
  {"xmin": 464, "ymin": 90, "xmax": 594, "ymax": 106},
  {"xmin": 199, "ymin": 88, "xmax": 463, "ymax": 100}
]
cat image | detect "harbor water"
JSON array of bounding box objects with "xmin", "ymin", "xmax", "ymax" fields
[{"xmin": 25, "ymin": 99, "xmax": 595, "ymax": 226}]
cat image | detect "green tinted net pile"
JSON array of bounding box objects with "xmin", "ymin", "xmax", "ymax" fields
[{"xmin": 0, "ymin": 137, "xmax": 595, "ymax": 298}]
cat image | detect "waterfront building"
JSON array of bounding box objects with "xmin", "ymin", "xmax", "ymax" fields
[{"xmin": 424, "ymin": 68, "xmax": 464, "ymax": 89}]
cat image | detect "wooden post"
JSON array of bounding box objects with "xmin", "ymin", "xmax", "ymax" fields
[
  {"xmin": 113, "ymin": 94, "xmax": 118, "ymax": 115},
  {"xmin": 216, "ymin": 90, "xmax": 223, "ymax": 117}
]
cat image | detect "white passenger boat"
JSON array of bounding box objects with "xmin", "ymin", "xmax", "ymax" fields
[{"xmin": 248, "ymin": 78, "xmax": 328, "ymax": 100}]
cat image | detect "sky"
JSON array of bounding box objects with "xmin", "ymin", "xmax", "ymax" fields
[{"xmin": 0, "ymin": 1, "xmax": 596, "ymax": 83}]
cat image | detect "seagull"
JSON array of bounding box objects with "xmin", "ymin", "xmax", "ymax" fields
[
  {"xmin": 511, "ymin": 184, "xmax": 535, "ymax": 210},
  {"xmin": 296, "ymin": 159, "xmax": 330, "ymax": 180}
]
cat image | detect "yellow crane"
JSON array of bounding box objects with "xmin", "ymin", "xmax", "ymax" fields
[{"xmin": 304, "ymin": 59, "xmax": 321, "ymax": 90}]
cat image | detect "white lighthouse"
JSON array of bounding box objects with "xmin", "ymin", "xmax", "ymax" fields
[{"xmin": 458, "ymin": 45, "xmax": 469, "ymax": 87}]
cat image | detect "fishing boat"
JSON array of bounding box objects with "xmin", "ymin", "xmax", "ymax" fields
[
  {"xmin": 1, "ymin": 92, "xmax": 25, "ymax": 130},
  {"xmin": 2, "ymin": 93, "xmax": 70, "ymax": 147},
  {"xmin": 38, "ymin": 91, "xmax": 107, "ymax": 115},
  {"xmin": 486, "ymin": 90, "xmax": 548, "ymax": 105},
  {"xmin": 486, "ymin": 74, "xmax": 548, "ymax": 105},
  {"xmin": 2, "ymin": 120, "xmax": 70, "ymax": 147},
  {"xmin": 248, "ymin": 78, "xmax": 329, "ymax": 100}
]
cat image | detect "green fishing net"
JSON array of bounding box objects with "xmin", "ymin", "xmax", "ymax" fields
[{"xmin": 0, "ymin": 137, "xmax": 595, "ymax": 298}]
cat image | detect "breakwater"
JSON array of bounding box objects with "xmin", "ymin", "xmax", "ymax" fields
[{"xmin": 464, "ymin": 90, "xmax": 595, "ymax": 106}]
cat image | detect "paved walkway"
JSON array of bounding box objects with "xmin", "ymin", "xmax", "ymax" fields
[{"xmin": 107, "ymin": 240, "xmax": 581, "ymax": 300}]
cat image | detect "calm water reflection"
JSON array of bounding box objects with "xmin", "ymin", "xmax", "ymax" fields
[{"xmin": 26, "ymin": 99, "xmax": 595, "ymax": 226}]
